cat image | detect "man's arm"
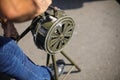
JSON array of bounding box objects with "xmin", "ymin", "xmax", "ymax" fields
[
  {"xmin": 0, "ymin": 0, "xmax": 51, "ymax": 22},
  {"xmin": 0, "ymin": 0, "xmax": 37, "ymax": 22}
]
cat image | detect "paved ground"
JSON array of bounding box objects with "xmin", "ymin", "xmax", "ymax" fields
[{"xmin": 0, "ymin": 0, "xmax": 120, "ymax": 80}]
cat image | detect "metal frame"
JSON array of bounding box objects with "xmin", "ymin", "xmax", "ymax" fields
[{"xmin": 46, "ymin": 51, "xmax": 80, "ymax": 80}]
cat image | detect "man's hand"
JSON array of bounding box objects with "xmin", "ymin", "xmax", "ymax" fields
[
  {"xmin": 0, "ymin": 0, "xmax": 37, "ymax": 22},
  {"xmin": 0, "ymin": 0, "xmax": 51, "ymax": 40},
  {"xmin": 33, "ymin": 0, "xmax": 52, "ymax": 17},
  {"xmin": 0, "ymin": 0, "xmax": 52, "ymax": 22}
]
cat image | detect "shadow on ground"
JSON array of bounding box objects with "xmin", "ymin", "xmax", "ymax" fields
[{"xmin": 52, "ymin": 0, "xmax": 107, "ymax": 10}]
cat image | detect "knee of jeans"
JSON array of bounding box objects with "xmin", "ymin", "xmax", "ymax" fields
[
  {"xmin": 0, "ymin": 37, "xmax": 19, "ymax": 55},
  {"xmin": 0, "ymin": 37, "xmax": 26, "ymax": 63}
]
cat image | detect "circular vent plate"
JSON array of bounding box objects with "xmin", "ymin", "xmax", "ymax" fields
[{"xmin": 45, "ymin": 16, "xmax": 75, "ymax": 54}]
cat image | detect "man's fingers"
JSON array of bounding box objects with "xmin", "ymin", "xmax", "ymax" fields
[{"xmin": 34, "ymin": 0, "xmax": 52, "ymax": 16}]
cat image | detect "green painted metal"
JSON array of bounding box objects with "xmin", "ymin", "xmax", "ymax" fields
[
  {"xmin": 31, "ymin": 8, "xmax": 75, "ymax": 54},
  {"xmin": 45, "ymin": 17, "xmax": 75, "ymax": 54}
]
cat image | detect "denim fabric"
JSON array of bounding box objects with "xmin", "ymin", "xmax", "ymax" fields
[{"xmin": 0, "ymin": 36, "xmax": 51, "ymax": 80}]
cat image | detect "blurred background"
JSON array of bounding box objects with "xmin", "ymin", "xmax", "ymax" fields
[{"xmin": 0, "ymin": 0, "xmax": 120, "ymax": 80}]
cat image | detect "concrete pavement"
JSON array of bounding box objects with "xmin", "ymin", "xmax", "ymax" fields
[{"xmin": 0, "ymin": 0, "xmax": 120, "ymax": 80}]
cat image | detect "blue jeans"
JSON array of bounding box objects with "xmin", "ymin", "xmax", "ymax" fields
[{"xmin": 0, "ymin": 36, "xmax": 51, "ymax": 80}]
